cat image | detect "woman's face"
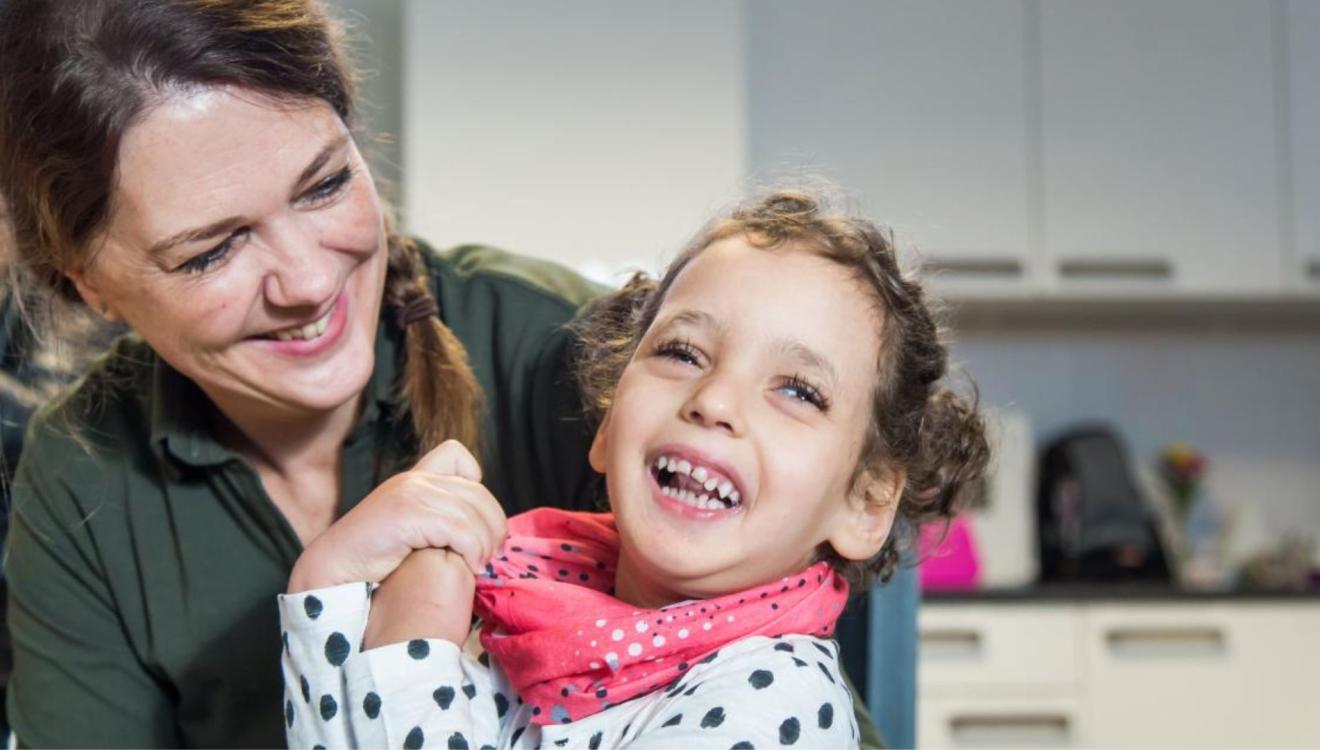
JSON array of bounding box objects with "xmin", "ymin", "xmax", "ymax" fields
[{"xmin": 72, "ymin": 87, "xmax": 389, "ymax": 425}]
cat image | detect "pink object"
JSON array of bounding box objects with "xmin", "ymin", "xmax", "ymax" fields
[
  {"xmin": 475, "ymin": 508, "xmax": 850, "ymax": 726},
  {"xmin": 918, "ymin": 516, "xmax": 982, "ymax": 590}
]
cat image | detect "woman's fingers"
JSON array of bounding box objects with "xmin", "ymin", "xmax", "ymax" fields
[{"xmin": 413, "ymin": 439, "xmax": 482, "ymax": 482}]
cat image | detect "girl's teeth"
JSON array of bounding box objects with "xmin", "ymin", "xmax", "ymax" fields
[
  {"xmin": 691, "ymin": 466, "xmax": 708, "ymax": 483},
  {"xmin": 676, "ymin": 460, "xmax": 692, "ymax": 476},
  {"xmin": 704, "ymin": 477, "xmax": 719, "ymax": 492},
  {"xmin": 717, "ymin": 481, "xmax": 733, "ymax": 499},
  {"xmin": 656, "ymin": 456, "xmax": 668, "ymax": 470}
]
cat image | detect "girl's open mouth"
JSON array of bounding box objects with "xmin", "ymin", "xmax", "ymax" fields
[{"xmin": 649, "ymin": 453, "xmax": 742, "ymax": 511}]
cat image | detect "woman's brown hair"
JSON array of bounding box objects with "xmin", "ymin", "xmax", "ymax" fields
[
  {"xmin": 0, "ymin": 0, "xmax": 479, "ymax": 454},
  {"xmin": 573, "ymin": 190, "xmax": 991, "ymax": 588}
]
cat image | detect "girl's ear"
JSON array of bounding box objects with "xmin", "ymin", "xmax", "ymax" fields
[
  {"xmin": 587, "ymin": 409, "xmax": 613, "ymax": 475},
  {"xmin": 827, "ymin": 466, "xmax": 904, "ymax": 561}
]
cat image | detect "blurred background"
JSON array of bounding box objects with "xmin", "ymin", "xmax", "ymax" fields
[
  {"xmin": 328, "ymin": 1, "xmax": 1320, "ymax": 747},
  {"xmin": 3, "ymin": 0, "xmax": 1316, "ymax": 747}
]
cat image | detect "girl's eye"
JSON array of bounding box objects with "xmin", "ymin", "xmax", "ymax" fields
[
  {"xmin": 177, "ymin": 229, "xmax": 246, "ymax": 274},
  {"xmin": 778, "ymin": 375, "xmax": 830, "ymax": 412},
  {"xmin": 654, "ymin": 338, "xmax": 703, "ymax": 367},
  {"xmin": 300, "ymin": 165, "xmax": 353, "ymax": 206}
]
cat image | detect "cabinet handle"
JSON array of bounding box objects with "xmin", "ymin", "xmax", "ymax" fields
[
  {"xmin": 949, "ymin": 714, "xmax": 1071, "ymax": 746},
  {"xmin": 1057, "ymin": 258, "xmax": 1172, "ymax": 280},
  {"xmin": 1308, "ymin": 259, "xmax": 1320, "ymax": 280},
  {"xmin": 919, "ymin": 627, "xmax": 983, "ymax": 658},
  {"xmin": 1105, "ymin": 626, "xmax": 1226, "ymax": 657},
  {"xmin": 921, "ymin": 257, "xmax": 1024, "ymax": 278}
]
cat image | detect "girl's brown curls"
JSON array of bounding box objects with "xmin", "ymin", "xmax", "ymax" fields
[{"xmin": 571, "ymin": 190, "xmax": 990, "ymax": 589}]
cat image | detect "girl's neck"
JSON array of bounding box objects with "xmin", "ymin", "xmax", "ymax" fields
[{"xmin": 612, "ymin": 547, "xmax": 688, "ymax": 610}]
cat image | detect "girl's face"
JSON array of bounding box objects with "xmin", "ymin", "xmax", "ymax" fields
[
  {"xmin": 590, "ymin": 237, "xmax": 899, "ymax": 607},
  {"xmin": 71, "ymin": 88, "xmax": 388, "ymax": 426}
]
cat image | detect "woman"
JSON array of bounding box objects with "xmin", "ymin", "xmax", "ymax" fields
[{"xmin": 0, "ymin": 1, "xmax": 602, "ymax": 745}]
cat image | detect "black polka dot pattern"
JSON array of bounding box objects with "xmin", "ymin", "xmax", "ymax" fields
[
  {"xmin": 817, "ymin": 702, "xmax": 834, "ymax": 729},
  {"xmin": 730, "ymin": 742, "xmax": 755, "ymax": 750},
  {"xmin": 701, "ymin": 706, "xmax": 727, "ymax": 728},
  {"xmin": 778, "ymin": 716, "xmax": 800, "ymax": 745},
  {"xmin": 318, "ymin": 694, "xmax": 337, "ymax": 721},
  {"xmin": 462, "ymin": 683, "xmax": 477, "ymax": 700},
  {"xmin": 408, "ymin": 639, "xmax": 431, "ymax": 660},
  {"xmin": 303, "ymin": 595, "xmax": 323, "ymax": 620},
  {"xmin": 748, "ymin": 669, "xmax": 774, "ymax": 689},
  {"xmin": 662, "ymin": 713, "xmax": 683, "ymax": 727},
  {"xmin": 363, "ymin": 691, "xmax": 381, "ymax": 719},
  {"xmin": 494, "ymin": 692, "xmax": 509, "ymax": 718},
  {"xmin": 404, "ymin": 726, "xmax": 424, "ymax": 750},
  {"xmin": 324, "ymin": 632, "xmax": 350, "ymax": 667},
  {"xmin": 433, "ymin": 685, "xmax": 455, "ymax": 710},
  {"xmin": 299, "ymin": 675, "xmax": 310, "ymax": 703},
  {"xmin": 285, "ymin": 699, "xmax": 294, "ymax": 728},
  {"xmin": 447, "ymin": 731, "xmax": 469, "ymax": 749},
  {"xmin": 588, "ymin": 731, "xmax": 603, "ymax": 749}
]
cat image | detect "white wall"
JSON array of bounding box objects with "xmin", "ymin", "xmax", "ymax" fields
[{"xmin": 401, "ymin": 0, "xmax": 746, "ymax": 283}]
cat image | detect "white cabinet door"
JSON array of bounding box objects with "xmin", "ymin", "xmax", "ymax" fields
[
  {"xmin": 919, "ymin": 695, "xmax": 1086, "ymax": 749},
  {"xmin": 919, "ymin": 604, "xmax": 1082, "ymax": 696},
  {"xmin": 747, "ymin": 1, "xmax": 1036, "ymax": 298},
  {"xmin": 1085, "ymin": 603, "xmax": 1320, "ymax": 748},
  {"xmin": 1039, "ymin": 1, "xmax": 1283, "ymax": 296},
  {"xmin": 1288, "ymin": 0, "xmax": 1320, "ymax": 294}
]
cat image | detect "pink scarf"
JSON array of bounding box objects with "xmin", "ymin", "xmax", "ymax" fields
[{"xmin": 474, "ymin": 508, "xmax": 849, "ymax": 725}]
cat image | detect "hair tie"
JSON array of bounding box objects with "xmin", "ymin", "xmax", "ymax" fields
[{"xmin": 395, "ymin": 294, "xmax": 439, "ymax": 329}]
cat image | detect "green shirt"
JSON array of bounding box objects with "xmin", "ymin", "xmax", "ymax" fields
[{"xmin": 6, "ymin": 243, "xmax": 606, "ymax": 748}]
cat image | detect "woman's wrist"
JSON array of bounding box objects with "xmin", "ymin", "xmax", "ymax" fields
[{"xmin": 287, "ymin": 541, "xmax": 348, "ymax": 593}]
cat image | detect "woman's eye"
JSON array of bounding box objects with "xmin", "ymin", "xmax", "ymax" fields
[
  {"xmin": 654, "ymin": 339, "xmax": 703, "ymax": 367},
  {"xmin": 778, "ymin": 375, "xmax": 830, "ymax": 411},
  {"xmin": 177, "ymin": 230, "xmax": 245, "ymax": 274},
  {"xmin": 300, "ymin": 166, "xmax": 353, "ymax": 206}
]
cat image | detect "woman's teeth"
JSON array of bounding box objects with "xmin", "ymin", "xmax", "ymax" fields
[
  {"xmin": 271, "ymin": 309, "xmax": 332, "ymax": 341},
  {"xmin": 654, "ymin": 454, "xmax": 741, "ymax": 508}
]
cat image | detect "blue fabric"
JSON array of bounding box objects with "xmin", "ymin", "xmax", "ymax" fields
[{"xmin": 867, "ymin": 563, "xmax": 919, "ymax": 749}]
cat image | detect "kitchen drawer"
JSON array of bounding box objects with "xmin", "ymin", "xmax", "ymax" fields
[
  {"xmin": 919, "ymin": 695, "xmax": 1086, "ymax": 749},
  {"xmin": 919, "ymin": 604, "xmax": 1081, "ymax": 695},
  {"xmin": 1085, "ymin": 602, "xmax": 1320, "ymax": 748}
]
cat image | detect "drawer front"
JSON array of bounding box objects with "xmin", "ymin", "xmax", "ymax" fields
[
  {"xmin": 919, "ymin": 604, "xmax": 1081, "ymax": 694},
  {"xmin": 1086, "ymin": 603, "xmax": 1320, "ymax": 748},
  {"xmin": 919, "ymin": 695, "xmax": 1086, "ymax": 749}
]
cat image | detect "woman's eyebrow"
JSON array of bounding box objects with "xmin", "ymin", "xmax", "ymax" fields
[
  {"xmin": 293, "ymin": 134, "xmax": 349, "ymax": 192},
  {"xmin": 146, "ymin": 135, "xmax": 351, "ymax": 258}
]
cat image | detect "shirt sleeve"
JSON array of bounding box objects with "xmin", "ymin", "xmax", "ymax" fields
[
  {"xmin": 279, "ymin": 584, "xmax": 501, "ymax": 750},
  {"xmin": 620, "ymin": 638, "xmax": 860, "ymax": 750},
  {"xmin": 5, "ymin": 429, "xmax": 179, "ymax": 748}
]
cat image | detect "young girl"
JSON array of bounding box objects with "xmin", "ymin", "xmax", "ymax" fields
[{"xmin": 279, "ymin": 191, "xmax": 989, "ymax": 749}]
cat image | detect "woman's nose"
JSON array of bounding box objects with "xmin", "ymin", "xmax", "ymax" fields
[
  {"xmin": 261, "ymin": 219, "xmax": 337, "ymax": 308},
  {"xmin": 681, "ymin": 373, "xmax": 744, "ymax": 436}
]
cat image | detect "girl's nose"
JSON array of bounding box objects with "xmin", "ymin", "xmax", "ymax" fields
[
  {"xmin": 261, "ymin": 218, "xmax": 337, "ymax": 309},
  {"xmin": 681, "ymin": 373, "xmax": 744, "ymax": 436}
]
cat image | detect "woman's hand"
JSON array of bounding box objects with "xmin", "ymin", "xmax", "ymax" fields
[
  {"xmin": 287, "ymin": 440, "xmax": 506, "ymax": 592},
  {"xmin": 362, "ymin": 547, "xmax": 476, "ymax": 649}
]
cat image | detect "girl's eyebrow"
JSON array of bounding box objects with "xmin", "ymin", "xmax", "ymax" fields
[
  {"xmin": 651, "ymin": 309, "xmax": 725, "ymax": 337},
  {"xmin": 772, "ymin": 338, "xmax": 839, "ymax": 391},
  {"xmin": 146, "ymin": 134, "xmax": 350, "ymax": 258}
]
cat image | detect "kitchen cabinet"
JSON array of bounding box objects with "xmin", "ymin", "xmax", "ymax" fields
[
  {"xmin": 1288, "ymin": 0, "xmax": 1320, "ymax": 295},
  {"xmin": 918, "ymin": 598, "xmax": 1320, "ymax": 749},
  {"xmin": 747, "ymin": 1, "xmax": 1036, "ymax": 299},
  {"xmin": 1038, "ymin": 0, "xmax": 1283, "ymax": 297}
]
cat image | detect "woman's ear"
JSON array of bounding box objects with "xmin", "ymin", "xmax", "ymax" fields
[
  {"xmin": 828, "ymin": 466, "xmax": 904, "ymax": 561},
  {"xmin": 68, "ymin": 268, "xmax": 120, "ymax": 322},
  {"xmin": 587, "ymin": 409, "xmax": 613, "ymax": 475}
]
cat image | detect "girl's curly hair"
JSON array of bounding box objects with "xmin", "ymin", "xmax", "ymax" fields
[{"xmin": 571, "ymin": 190, "xmax": 990, "ymax": 590}]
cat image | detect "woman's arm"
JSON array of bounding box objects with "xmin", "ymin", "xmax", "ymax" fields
[{"xmin": 6, "ymin": 440, "xmax": 178, "ymax": 747}]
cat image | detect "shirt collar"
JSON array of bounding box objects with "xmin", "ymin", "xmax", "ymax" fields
[{"xmin": 149, "ymin": 315, "xmax": 404, "ymax": 469}]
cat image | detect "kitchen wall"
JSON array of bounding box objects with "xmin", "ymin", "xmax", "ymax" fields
[{"xmin": 330, "ymin": 0, "xmax": 1320, "ymax": 553}]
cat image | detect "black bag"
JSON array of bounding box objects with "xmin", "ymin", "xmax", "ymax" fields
[{"xmin": 1036, "ymin": 425, "xmax": 1171, "ymax": 582}]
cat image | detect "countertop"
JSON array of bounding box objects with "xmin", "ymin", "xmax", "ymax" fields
[{"xmin": 923, "ymin": 582, "xmax": 1320, "ymax": 604}]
